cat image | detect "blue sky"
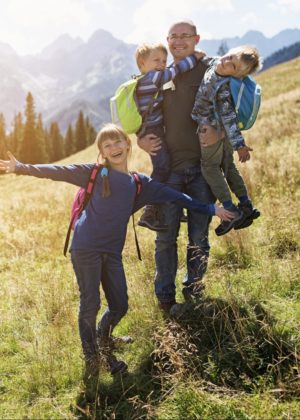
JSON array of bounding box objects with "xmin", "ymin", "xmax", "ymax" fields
[{"xmin": 0, "ymin": 0, "xmax": 299, "ymax": 55}]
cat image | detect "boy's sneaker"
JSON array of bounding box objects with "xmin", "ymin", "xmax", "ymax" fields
[
  {"xmin": 234, "ymin": 201, "xmax": 261, "ymax": 230},
  {"xmin": 138, "ymin": 205, "xmax": 168, "ymax": 231},
  {"xmin": 215, "ymin": 206, "xmax": 243, "ymax": 236}
]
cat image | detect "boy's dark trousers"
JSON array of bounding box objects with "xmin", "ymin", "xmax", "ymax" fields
[
  {"xmin": 137, "ymin": 125, "xmax": 171, "ymax": 231},
  {"xmin": 144, "ymin": 125, "xmax": 170, "ymax": 183}
]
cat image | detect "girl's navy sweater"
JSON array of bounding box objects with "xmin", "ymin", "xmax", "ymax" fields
[{"xmin": 15, "ymin": 162, "xmax": 215, "ymax": 255}]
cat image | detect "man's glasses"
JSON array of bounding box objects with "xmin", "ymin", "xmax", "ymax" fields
[{"xmin": 168, "ymin": 34, "xmax": 197, "ymax": 40}]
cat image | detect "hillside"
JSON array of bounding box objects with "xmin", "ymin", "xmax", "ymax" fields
[
  {"xmin": 0, "ymin": 58, "xmax": 299, "ymax": 419},
  {"xmin": 262, "ymin": 41, "xmax": 300, "ymax": 71}
]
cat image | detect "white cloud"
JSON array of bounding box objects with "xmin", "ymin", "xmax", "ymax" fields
[
  {"xmin": 7, "ymin": 0, "xmax": 90, "ymax": 29},
  {"xmin": 270, "ymin": 0, "xmax": 300, "ymax": 13},
  {"xmin": 0, "ymin": 0, "xmax": 92, "ymax": 53},
  {"xmin": 125, "ymin": 0, "xmax": 234, "ymax": 44}
]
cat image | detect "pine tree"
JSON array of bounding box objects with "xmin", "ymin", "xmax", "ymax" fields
[
  {"xmin": 44, "ymin": 128, "xmax": 53, "ymax": 163},
  {"xmin": 65, "ymin": 124, "xmax": 74, "ymax": 156},
  {"xmin": 0, "ymin": 113, "xmax": 7, "ymax": 159},
  {"xmin": 217, "ymin": 40, "xmax": 229, "ymax": 56},
  {"xmin": 85, "ymin": 116, "xmax": 97, "ymax": 146},
  {"xmin": 88, "ymin": 124, "xmax": 97, "ymax": 146},
  {"xmin": 18, "ymin": 92, "xmax": 46, "ymax": 163},
  {"xmin": 49, "ymin": 122, "xmax": 64, "ymax": 162},
  {"xmin": 9, "ymin": 113, "xmax": 23, "ymax": 156},
  {"xmin": 35, "ymin": 114, "xmax": 48, "ymax": 163},
  {"xmin": 75, "ymin": 111, "xmax": 87, "ymax": 152}
]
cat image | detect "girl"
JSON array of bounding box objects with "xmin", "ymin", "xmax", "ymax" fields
[{"xmin": 0, "ymin": 123, "xmax": 233, "ymax": 379}]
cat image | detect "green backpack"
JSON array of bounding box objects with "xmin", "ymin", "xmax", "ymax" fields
[
  {"xmin": 110, "ymin": 76, "xmax": 143, "ymax": 134},
  {"xmin": 110, "ymin": 75, "xmax": 160, "ymax": 135}
]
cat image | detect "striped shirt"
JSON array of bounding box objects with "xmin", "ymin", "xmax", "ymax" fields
[{"xmin": 136, "ymin": 54, "xmax": 198, "ymax": 129}]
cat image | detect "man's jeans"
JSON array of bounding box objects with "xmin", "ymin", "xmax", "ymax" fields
[
  {"xmin": 71, "ymin": 250, "xmax": 128, "ymax": 360},
  {"xmin": 154, "ymin": 165, "xmax": 215, "ymax": 303}
]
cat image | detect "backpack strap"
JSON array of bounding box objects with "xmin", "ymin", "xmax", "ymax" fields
[
  {"xmin": 130, "ymin": 171, "xmax": 142, "ymax": 261},
  {"xmin": 63, "ymin": 163, "xmax": 102, "ymax": 256}
]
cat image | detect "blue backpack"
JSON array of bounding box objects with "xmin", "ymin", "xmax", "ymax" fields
[{"xmin": 216, "ymin": 75, "xmax": 262, "ymax": 130}]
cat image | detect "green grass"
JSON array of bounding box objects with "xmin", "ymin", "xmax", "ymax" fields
[{"xmin": 0, "ymin": 58, "xmax": 300, "ymax": 419}]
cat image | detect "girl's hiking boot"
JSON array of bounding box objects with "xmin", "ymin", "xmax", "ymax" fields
[
  {"xmin": 138, "ymin": 205, "xmax": 168, "ymax": 231},
  {"xmin": 97, "ymin": 336, "xmax": 128, "ymax": 375},
  {"xmin": 107, "ymin": 354, "xmax": 128, "ymax": 375},
  {"xmin": 234, "ymin": 201, "xmax": 261, "ymax": 230},
  {"xmin": 215, "ymin": 205, "xmax": 243, "ymax": 236}
]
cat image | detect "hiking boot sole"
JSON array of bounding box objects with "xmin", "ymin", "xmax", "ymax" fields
[
  {"xmin": 234, "ymin": 209, "xmax": 260, "ymax": 230},
  {"xmin": 215, "ymin": 212, "xmax": 244, "ymax": 236}
]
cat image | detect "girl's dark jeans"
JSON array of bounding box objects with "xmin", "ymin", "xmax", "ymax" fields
[{"xmin": 71, "ymin": 250, "xmax": 128, "ymax": 360}]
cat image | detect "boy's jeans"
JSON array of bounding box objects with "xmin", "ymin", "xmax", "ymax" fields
[
  {"xmin": 71, "ymin": 250, "xmax": 128, "ymax": 360},
  {"xmin": 154, "ymin": 165, "xmax": 215, "ymax": 303},
  {"xmin": 145, "ymin": 125, "xmax": 170, "ymax": 183}
]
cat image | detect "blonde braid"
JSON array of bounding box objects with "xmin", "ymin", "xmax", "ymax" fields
[{"xmin": 101, "ymin": 159, "xmax": 111, "ymax": 198}]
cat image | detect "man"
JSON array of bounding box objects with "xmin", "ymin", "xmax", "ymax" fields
[{"xmin": 138, "ymin": 20, "xmax": 219, "ymax": 312}]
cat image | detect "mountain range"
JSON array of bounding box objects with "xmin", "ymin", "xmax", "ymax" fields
[{"xmin": 0, "ymin": 28, "xmax": 299, "ymax": 132}]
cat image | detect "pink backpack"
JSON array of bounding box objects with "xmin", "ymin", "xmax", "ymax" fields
[
  {"xmin": 64, "ymin": 163, "xmax": 102, "ymax": 256},
  {"xmin": 63, "ymin": 164, "xmax": 142, "ymax": 258}
]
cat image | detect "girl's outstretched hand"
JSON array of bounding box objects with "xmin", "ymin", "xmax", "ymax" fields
[
  {"xmin": 214, "ymin": 205, "xmax": 235, "ymax": 221},
  {"xmin": 0, "ymin": 151, "xmax": 17, "ymax": 173}
]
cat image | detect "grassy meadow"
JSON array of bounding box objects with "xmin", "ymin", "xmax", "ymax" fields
[{"xmin": 0, "ymin": 58, "xmax": 300, "ymax": 419}]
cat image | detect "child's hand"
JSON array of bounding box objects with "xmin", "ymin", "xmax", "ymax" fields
[
  {"xmin": 194, "ymin": 50, "xmax": 206, "ymax": 60},
  {"xmin": 214, "ymin": 205, "xmax": 235, "ymax": 221},
  {"xmin": 0, "ymin": 151, "xmax": 17, "ymax": 173},
  {"xmin": 237, "ymin": 146, "xmax": 253, "ymax": 163},
  {"xmin": 137, "ymin": 134, "xmax": 162, "ymax": 156}
]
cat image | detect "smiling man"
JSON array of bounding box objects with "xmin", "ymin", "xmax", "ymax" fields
[{"xmin": 138, "ymin": 20, "xmax": 219, "ymax": 311}]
